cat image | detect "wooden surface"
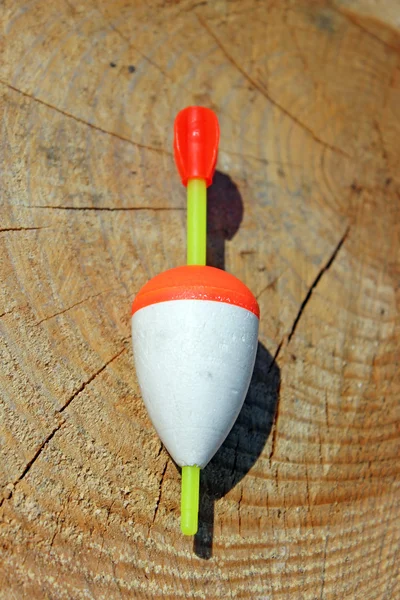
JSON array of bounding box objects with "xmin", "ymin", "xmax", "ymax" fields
[{"xmin": 1, "ymin": 0, "xmax": 400, "ymax": 598}]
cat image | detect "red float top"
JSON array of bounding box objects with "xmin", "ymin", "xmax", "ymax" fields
[
  {"xmin": 174, "ymin": 106, "xmax": 220, "ymax": 187},
  {"xmin": 132, "ymin": 266, "xmax": 259, "ymax": 318}
]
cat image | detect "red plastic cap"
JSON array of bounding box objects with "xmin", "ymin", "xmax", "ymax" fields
[{"xmin": 174, "ymin": 106, "xmax": 220, "ymax": 187}]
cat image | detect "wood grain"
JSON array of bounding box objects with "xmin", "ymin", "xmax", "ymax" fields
[{"xmin": 1, "ymin": 0, "xmax": 399, "ymax": 598}]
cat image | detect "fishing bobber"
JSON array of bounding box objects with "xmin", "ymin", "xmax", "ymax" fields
[
  {"xmin": 132, "ymin": 266, "xmax": 259, "ymax": 531},
  {"xmin": 131, "ymin": 106, "xmax": 260, "ymax": 535}
]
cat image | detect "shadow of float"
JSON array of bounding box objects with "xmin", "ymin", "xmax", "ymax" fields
[
  {"xmin": 193, "ymin": 342, "xmax": 280, "ymax": 559},
  {"xmin": 206, "ymin": 170, "xmax": 244, "ymax": 270}
]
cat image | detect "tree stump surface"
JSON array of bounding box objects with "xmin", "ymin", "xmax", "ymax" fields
[{"xmin": 1, "ymin": 0, "xmax": 399, "ymax": 598}]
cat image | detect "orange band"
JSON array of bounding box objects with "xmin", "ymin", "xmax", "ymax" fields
[{"xmin": 132, "ymin": 266, "xmax": 259, "ymax": 318}]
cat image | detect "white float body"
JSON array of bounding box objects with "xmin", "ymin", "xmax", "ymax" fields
[{"xmin": 132, "ymin": 299, "xmax": 259, "ymax": 467}]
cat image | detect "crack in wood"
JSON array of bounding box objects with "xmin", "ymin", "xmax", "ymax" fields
[
  {"xmin": 49, "ymin": 512, "xmax": 61, "ymax": 548},
  {"xmin": 253, "ymin": 228, "xmax": 348, "ymax": 464},
  {"xmin": 0, "ymin": 226, "xmax": 49, "ymax": 233},
  {"xmin": 0, "ymin": 305, "xmax": 27, "ymax": 319},
  {"xmin": 238, "ymin": 487, "xmax": 243, "ymax": 536},
  {"xmin": 196, "ymin": 14, "xmax": 352, "ymax": 159},
  {"xmin": 0, "ymin": 310, "xmax": 13, "ymax": 319},
  {"xmin": 59, "ymin": 348, "xmax": 126, "ymax": 414},
  {"xmin": 268, "ymin": 339, "xmax": 283, "ymax": 374},
  {"xmin": 269, "ymin": 378, "xmax": 281, "ymax": 461},
  {"xmin": 0, "ymin": 79, "xmax": 170, "ymax": 156},
  {"xmin": 305, "ymin": 465, "xmax": 314, "ymax": 528},
  {"xmin": 318, "ymin": 430, "xmax": 323, "ymax": 465},
  {"xmin": 35, "ymin": 287, "xmax": 120, "ymax": 326},
  {"xmin": 287, "ymin": 226, "xmax": 350, "ymax": 343},
  {"xmin": 333, "ymin": 5, "xmax": 400, "ymax": 54},
  {"xmin": 1, "ymin": 348, "xmax": 126, "ymax": 507},
  {"xmin": 156, "ymin": 442, "xmax": 164, "ymax": 459},
  {"xmin": 23, "ymin": 205, "xmax": 184, "ymax": 212},
  {"xmin": 16, "ymin": 425, "xmax": 61, "ymax": 484},
  {"xmin": 149, "ymin": 459, "xmax": 168, "ymax": 532},
  {"xmin": 324, "ymin": 391, "xmax": 330, "ymax": 430}
]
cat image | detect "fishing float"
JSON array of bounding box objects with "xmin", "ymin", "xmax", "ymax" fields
[{"xmin": 131, "ymin": 106, "xmax": 260, "ymax": 535}]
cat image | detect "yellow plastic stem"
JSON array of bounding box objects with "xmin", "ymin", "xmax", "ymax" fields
[
  {"xmin": 180, "ymin": 179, "xmax": 206, "ymax": 535},
  {"xmin": 181, "ymin": 466, "xmax": 200, "ymax": 535},
  {"xmin": 187, "ymin": 178, "xmax": 207, "ymax": 266}
]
